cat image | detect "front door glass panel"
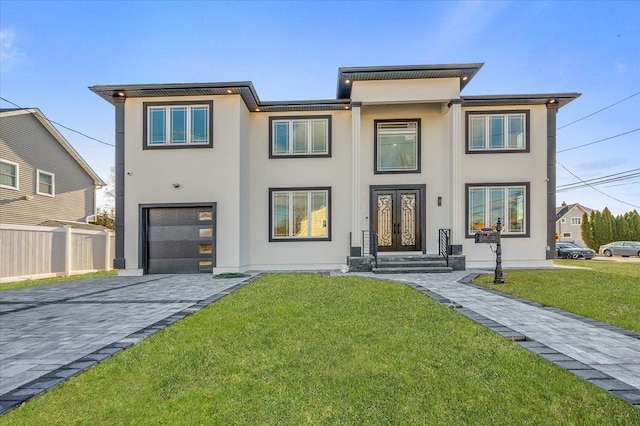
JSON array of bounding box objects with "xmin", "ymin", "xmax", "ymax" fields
[{"xmin": 373, "ymin": 188, "xmax": 421, "ymax": 251}]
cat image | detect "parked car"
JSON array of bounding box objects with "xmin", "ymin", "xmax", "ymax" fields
[
  {"xmin": 556, "ymin": 242, "xmax": 596, "ymax": 259},
  {"xmin": 598, "ymin": 241, "xmax": 640, "ymax": 257}
]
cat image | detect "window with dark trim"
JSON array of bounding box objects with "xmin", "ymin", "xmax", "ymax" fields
[
  {"xmin": 269, "ymin": 187, "xmax": 331, "ymax": 241},
  {"xmin": 374, "ymin": 119, "xmax": 421, "ymax": 174},
  {"xmin": 466, "ymin": 110, "xmax": 530, "ymax": 153},
  {"xmin": 269, "ymin": 116, "xmax": 331, "ymax": 158},
  {"xmin": 143, "ymin": 101, "xmax": 213, "ymax": 149},
  {"xmin": 466, "ymin": 182, "xmax": 530, "ymax": 237}
]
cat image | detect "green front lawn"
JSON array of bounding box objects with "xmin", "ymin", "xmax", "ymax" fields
[
  {"xmin": 4, "ymin": 274, "xmax": 638, "ymax": 424},
  {"xmin": 474, "ymin": 260, "xmax": 640, "ymax": 333},
  {"xmin": 0, "ymin": 270, "xmax": 117, "ymax": 291}
]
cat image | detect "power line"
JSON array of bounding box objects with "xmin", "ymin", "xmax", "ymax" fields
[
  {"xmin": 557, "ymin": 168, "xmax": 640, "ymax": 188},
  {"xmin": 557, "ymin": 170, "xmax": 640, "ymax": 191},
  {"xmin": 557, "ymin": 91, "xmax": 640, "ymax": 130},
  {"xmin": 0, "ymin": 96, "xmax": 114, "ymax": 147},
  {"xmin": 606, "ymin": 180, "xmax": 640, "ymax": 188},
  {"xmin": 558, "ymin": 163, "xmax": 640, "ymax": 208},
  {"xmin": 557, "ymin": 128, "xmax": 639, "ymax": 153}
]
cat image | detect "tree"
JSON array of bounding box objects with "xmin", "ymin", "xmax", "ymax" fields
[
  {"xmin": 92, "ymin": 207, "xmax": 115, "ymax": 230},
  {"xmin": 580, "ymin": 208, "xmax": 640, "ymax": 250},
  {"xmin": 581, "ymin": 212, "xmax": 595, "ymax": 249},
  {"xmin": 628, "ymin": 211, "xmax": 640, "ymax": 241}
]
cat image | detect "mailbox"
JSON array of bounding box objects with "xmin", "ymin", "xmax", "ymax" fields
[{"xmin": 475, "ymin": 230, "xmax": 498, "ymax": 244}]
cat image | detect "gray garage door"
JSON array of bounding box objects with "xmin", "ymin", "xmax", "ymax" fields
[{"xmin": 147, "ymin": 206, "xmax": 214, "ymax": 274}]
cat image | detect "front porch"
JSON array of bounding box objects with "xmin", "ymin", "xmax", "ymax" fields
[{"xmin": 348, "ymin": 229, "xmax": 465, "ymax": 273}]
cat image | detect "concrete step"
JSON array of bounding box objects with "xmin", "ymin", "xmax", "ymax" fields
[
  {"xmin": 376, "ymin": 255, "xmax": 443, "ymax": 261},
  {"xmin": 376, "ymin": 260, "xmax": 448, "ymax": 268},
  {"xmin": 372, "ymin": 266, "xmax": 453, "ymax": 274}
]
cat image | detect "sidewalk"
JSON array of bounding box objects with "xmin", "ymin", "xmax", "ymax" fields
[{"xmin": 351, "ymin": 270, "xmax": 640, "ymax": 409}]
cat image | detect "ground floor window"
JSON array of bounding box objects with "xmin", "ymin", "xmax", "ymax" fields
[
  {"xmin": 466, "ymin": 183, "xmax": 529, "ymax": 237},
  {"xmin": 270, "ymin": 187, "xmax": 331, "ymax": 241}
]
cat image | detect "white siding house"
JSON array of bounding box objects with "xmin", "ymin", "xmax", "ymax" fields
[{"xmin": 90, "ymin": 63, "xmax": 579, "ymax": 275}]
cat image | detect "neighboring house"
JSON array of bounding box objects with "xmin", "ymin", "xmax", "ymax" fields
[
  {"xmin": 0, "ymin": 108, "xmax": 105, "ymax": 225},
  {"xmin": 555, "ymin": 202, "xmax": 593, "ymax": 247},
  {"xmin": 90, "ymin": 63, "xmax": 579, "ymax": 275}
]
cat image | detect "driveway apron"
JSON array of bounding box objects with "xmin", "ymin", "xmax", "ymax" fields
[{"xmin": 0, "ymin": 274, "xmax": 256, "ymax": 414}]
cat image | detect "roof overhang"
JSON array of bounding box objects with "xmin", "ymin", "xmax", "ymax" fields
[
  {"xmin": 0, "ymin": 108, "xmax": 105, "ymax": 186},
  {"xmin": 461, "ymin": 93, "xmax": 581, "ymax": 109},
  {"xmin": 337, "ymin": 63, "xmax": 484, "ymax": 99},
  {"xmin": 89, "ymin": 83, "xmax": 350, "ymax": 112}
]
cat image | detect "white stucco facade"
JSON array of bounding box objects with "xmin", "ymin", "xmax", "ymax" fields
[{"xmin": 91, "ymin": 63, "xmax": 579, "ymax": 275}]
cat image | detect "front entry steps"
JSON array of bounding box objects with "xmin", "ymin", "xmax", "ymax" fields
[{"xmin": 373, "ymin": 255, "xmax": 453, "ymax": 274}]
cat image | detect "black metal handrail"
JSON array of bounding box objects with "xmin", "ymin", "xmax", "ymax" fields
[
  {"xmin": 439, "ymin": 228, "xmax": 451, "ymax": 267},
  {"xmin": 370, "ymin": 230, "xmax": 378, "ymax": 268},
  {"xmin": 360, "ymin": 230, "xmax": 378, "ymax": 268}
]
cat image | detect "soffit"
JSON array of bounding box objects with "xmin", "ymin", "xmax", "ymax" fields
[
  {"xmin": 462, "ymin": 93, "xmax": 581, "ymax": 109},
  {"xmin": 89, "ymin": 83, "xmax": 350, "ymax": 112},
  {"xmin": 336, "ymin": 63, "xmax": 484, "ymax": 99}
]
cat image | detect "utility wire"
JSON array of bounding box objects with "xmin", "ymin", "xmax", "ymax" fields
[
  {"xmin": 606, "ymin": 180, "xmax": 640, "ymax": 188},
  {"xmin": 0, "ymin": 96, "xmax": 114, "ymax": 147},
  {"xmin": 557, "ymin": 91, "xmax": 640, "ymax": 130},
  {"xmin": 557, "ymin": 128, "xmax": 639, "ymax": 153},
  {"xmin": 558, "ymin": 163, "xmax": 640, "ymax": 208},
  {"xmin": 558, "ymin": 172, "xmax": 640, "ymax": 191},
  {"xmin": 557, "ymin": 168, "xmax": 640, "ymax": 190}
]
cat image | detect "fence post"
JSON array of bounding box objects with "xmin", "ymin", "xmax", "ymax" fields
[
  {"xmin": 104, "ymin": 229, "xmax": 112, "ymax": 271},
  {"xmin": 64, "ymin": 225, "xmax": 72, "ymax": 277}
]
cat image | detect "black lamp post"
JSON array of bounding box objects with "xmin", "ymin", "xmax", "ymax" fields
[{"xmin": 494, "ymin": 218, "xmax": 505, "ymax": 284}]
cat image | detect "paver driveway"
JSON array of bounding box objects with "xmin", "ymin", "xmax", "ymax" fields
[{"xmin": 0, "ymin": 274, "xmax": 254, "ymax": 413}]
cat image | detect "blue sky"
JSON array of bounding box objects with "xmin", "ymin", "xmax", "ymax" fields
[{"xmin": 1, "ymin": 0, "xmax": 638, "ymax": 215}]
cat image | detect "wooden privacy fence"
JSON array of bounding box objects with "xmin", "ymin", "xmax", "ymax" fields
[{"xmin": 0, "ymin": 224, "xmax": 115, "ymax": 283}]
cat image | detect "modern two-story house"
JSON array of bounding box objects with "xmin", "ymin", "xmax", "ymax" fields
[
  {"xmin": 90, "ymin": 63, "xmax": 579, "ymax": 275},
  {"xmin": 1, "ymin": 108, "xmax": 105, "ymax": 225}
]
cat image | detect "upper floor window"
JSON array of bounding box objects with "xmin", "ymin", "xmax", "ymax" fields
[
  {"xmin": 269, "ymin": 116, "xmax": 331, "ymax": 158},
  {"xmin": 269, "ymin": 187, "xmax": 331, "ymax": 241},
  {"xmin": 375, "ymin": 119, "xmax": 421, "ymax": 173},
  {"xmin": 466, "ymin": 183, "xmax": 529, "ymax": 237},
  {"xmin": 143, "ymin": 101, "xmax": 213, "ymax": 149},
  {"xmin": 571, "ymin": 217, "xmax": 582, "ymax": 226},
  {"xmin": 0, "ymin": 159, "xmax": 19, "ymax": 190},
  {"xmin": 36, "ymin": 170, "xmax": 55, "ymax": 197},
  {"xmin": 466, "ymin": 111, "xmax": 529, "ymax": 153}
]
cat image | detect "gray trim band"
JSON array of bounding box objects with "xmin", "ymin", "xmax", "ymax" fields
[
  {"xmin": 113, "ymin": 96, "xmax": 126, "ymax": 269},
  {"xmin": 546, "ymin": 104, "xmax": 559, "ymax": 259}
]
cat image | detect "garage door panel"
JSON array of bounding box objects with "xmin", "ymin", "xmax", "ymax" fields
[
  {"xmin": 149, "ymin": 208, "xmax": 212, "ymax": 226},
  {"xmin": 148, "ymin": 225, "xmax": 208, "ymax": 242},
  {"xmin": 148, "ymin": 241, "xmax": 212, "ymax": 259},
  {"xmin": 148, "ymin": 258, "xmax": 213, "ymax": 274}
]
